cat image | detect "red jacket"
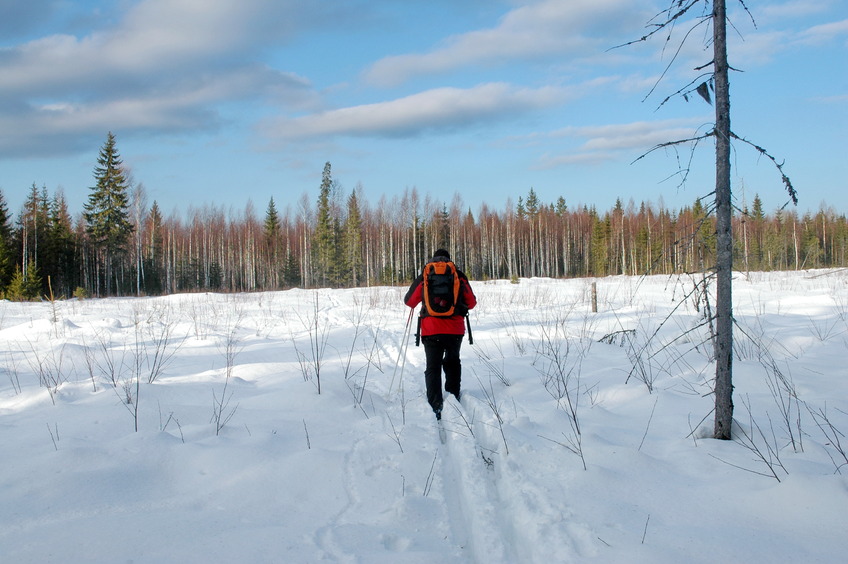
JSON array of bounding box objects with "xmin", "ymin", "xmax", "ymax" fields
[{"xmin": 404, "ymin": 267, "xmax": 477, "ymax": 336}]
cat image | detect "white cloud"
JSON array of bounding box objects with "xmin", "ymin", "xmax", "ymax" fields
[
  {"xmin": 0, "ymin": 0, "xmax": 294, "ymax": 93},
  {"xmin": 264, "ymin": 83, "xmax": 571, "ymax": 140},
  {"xmin": 796, "ymin": 18, "xmax": 848, "ymax": 45},
  {"xmin": 0, "ymin": 0, "xmax": 323, "ymax": 157},
  {"xmin": 531, "ymin": 118, "xmax": 710, "ymax": 169},
  {"xmin": 364, "ymin": 0, "xmax": 639, "ymax": 86}
]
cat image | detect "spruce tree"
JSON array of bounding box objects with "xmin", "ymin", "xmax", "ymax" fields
[
  {"xmin": 6, "ymin": 260, "xmax": 42, "ymax": 301},
  {"xmin": 0, "ymin": 190, "xmax": 13, "ymax": 290},
  {"xmin": 555, "ymin": 196, "xmax": 567, "ymax": 216},
  {"xmin": 314, "ymin": 162, "xmax": 338, "ymax": 286},
  {"xmin": 264, "ymin": 198, "xmax": 281, "ymax": 239},
  {"xmin": 145, "ymin": 201, "xmax": 165, "ymax": 295},
  {"xmin": 692, "ymin": 198, "xmax": 716, "ymax": 270},
  {"xmin": 47, "ymin": 191, "xmax": 76, "ymax": 297},
  {"xmin": 283, "ymin": 245, "xmax": 301, "ymax": 288},
  {"xmin": 264, "ymin": 197, "xmax": 282, "ymax": 287},
  {"xmin": 750, "ymin": 194, "xmax": 765, "ymax": 269},
  {"xmin": 84, "ymin": 132, "xmax": 134, "ymax": 295},
  {"xmin": 342, "ymin": 190, "xmax": 363, "ymax": 286},
  {"xmin": 590, "ymin": 209, "xmax": 610, "ymax": 276}
]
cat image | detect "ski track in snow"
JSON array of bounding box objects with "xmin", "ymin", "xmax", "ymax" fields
[
  {"xmin": 436, "ymin": 392, "xmax": 597, "ymax": 564},
  {"xmin": 440, "ymin": 396, "xmax": 512, "ymax": 563},
  {"xmin": 400, "ymin": 341, "xmax": 594, "ymax": 564},
  {"xmin": 391, "ymin": 311, "xmax": 587, "ymax": 564},
  {"xmin": 461, "ymin": 393, "xmax": 597, "ymax": 562}
]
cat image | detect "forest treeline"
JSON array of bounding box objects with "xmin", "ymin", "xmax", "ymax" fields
[{"xmin": 2, "ymin": 137, "xmax": 846, "ymax": 299}]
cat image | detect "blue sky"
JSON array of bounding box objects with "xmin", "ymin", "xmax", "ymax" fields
[{"xmin": 1, "ymin": 0, "xmax": 845, "ymax": 220}]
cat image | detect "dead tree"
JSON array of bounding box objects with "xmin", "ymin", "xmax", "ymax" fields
[{"xmin": 618, "ymin": 0, "xmax": 797, "ymax": 439}]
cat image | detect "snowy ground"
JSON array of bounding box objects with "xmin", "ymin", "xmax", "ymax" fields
[{"xmin": 1, "ymin": 270, "xmax": 847, "ymax": 563}]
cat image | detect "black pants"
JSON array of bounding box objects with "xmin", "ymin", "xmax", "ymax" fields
[{"xmin": 421, "ymin": 334, "xmax": 463, "ymax": 413}]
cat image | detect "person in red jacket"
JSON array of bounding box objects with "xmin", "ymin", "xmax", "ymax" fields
[{"xmin": 404, "ymin": 249, "xmax": 477, "ymax": 420}]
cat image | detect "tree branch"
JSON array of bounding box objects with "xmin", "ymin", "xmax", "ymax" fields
[{"xmin": 729, "ymin": 132, "xmax": 798, "ymax": 206}]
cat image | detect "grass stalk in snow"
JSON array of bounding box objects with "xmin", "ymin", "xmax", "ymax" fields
[
  {"xmin": 22, "ymin": 337, "xmax": 68, "ymax": 405},
  {"xmin": 92, "ymin": 329, "xmax": 127, "ymax": 389},
  {"xmin": 806, "ymin": 402, "xmax": 848, "ymax": 474},
  {"xmin": 140, "ymin": 303, "xmax": 186, "ymax": 384},
  {"xmin": 46, "ymin": 422, "xmax": 59, "ymax": 451},
  {"xmin": 532, "ymin": 314, "xmax": 587, "ymax": 470},
  {"xmin": 293, "ymin": 291, "xmax": 330, "ymax": 394},
  {"xmin": 717, "ymin": 396, "xmax": 788, "ymax": 482},
  {"xmin": 211, "ymin": 308, "xmax": 243, "ymax": 436},
  {"xmin": 347, "ymin": 326, "xmax": 384, "ymax": 417},
  {"xmin": 735, "ymin": 318, "xmax": 803, "ymax": 453},
  {"xmin": 303, "ymin": 419, "xmax": 311, "ymax": 450},
  {"xmin": 422, "ymin": 452, "xmax": 438, "ymax": 497},
  {"xmin": 473, "ymin": 342, "xmax": 510, "ymax": 387},
  {"xmin": 477, "ymin": 374, "xmax": 509, "ymax": 456},
  {"xmin": 3, "ymin": 352, "xmax": 21, "ymax": 394},
  {"xmin": 386, "ymin": 412, "xmax": 404, "ymax": 453},
  {"xmin": 159, "ymin": 405, "xmax": 185, "ymax": 443}
]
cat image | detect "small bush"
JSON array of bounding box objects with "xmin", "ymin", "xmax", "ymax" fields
[
  {"xmin": 6, "ymin": 262, "xmax": 42, "ymax": 301},
  {"xmin": 73, "ymin": 287, "xmax": 91, "ymax": 300}
]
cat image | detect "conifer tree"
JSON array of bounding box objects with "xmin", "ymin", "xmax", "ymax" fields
[
  {"xmin": 264, "ymin": 197, "xmax": 281, "ymax": 240},
  {"xmin": 692, "ymin": 198, "xmax": 716, "ymax": 270},
  {"xmin": 342, "ymin": 189, "xmax": 363, "ymax": 286},
  {"xmin": 283, "ymin": 245, "xmax": 301, "ymax": 288},
  {"xmin": 264, "ymin": 197, "xmax": 282, "ymax": 287},
  {"xmin": 314, "ymin": 162, "xmax": 339, "ymax": 287},
  {"xmin": 6, "ymin": 260, "xmax": 42, "ymax": 301},
  {"xmin": 437, "ymin": 205, "xmax": 450, "ymax": 250},
  {"xmin": 555, "ymin": 196, "xmax": 567, "ymax": 216},
  {"xmin": 0, "ymin": 190, "xmax": 13, "ymax": 290},
  {"xmin": 19, "ymin": 184, "xmax": 48, "ymax": 282},
  {"xmin": 46, "ymin": 190, "xmax": 76, "ymax": 296},
  {"xmin": 590, "ymin": 209, "xmax": 610, "ymax": 276},
  {"xmin": 144, "ymin": 201, "xmax": 164, "ymax": 295},
  {"xmin": 749, "ymin": 194, "xmax": 765, "ymax": 269},
  {"xmin": 84, "ymin": 132, "xmax": 134, "ymax": 295}
]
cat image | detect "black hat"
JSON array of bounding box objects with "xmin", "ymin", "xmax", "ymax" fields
[{"xmin": 433, "ymin": 248, "xmax": 451, "ymax": 261}]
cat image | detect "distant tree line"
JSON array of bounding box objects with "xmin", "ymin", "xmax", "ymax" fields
[{"xmin": 1, "ymin": 136, "xmax": 846, "ymax": 299}]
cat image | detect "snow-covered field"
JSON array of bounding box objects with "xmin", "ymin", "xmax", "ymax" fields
[{"xmin": 1, "ymin": 270, "xmax": 847, "ymax": 563}]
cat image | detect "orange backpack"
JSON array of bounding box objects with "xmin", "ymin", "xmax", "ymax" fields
[{"xmin": 422, "ymin": 261, "xmax": 461, "ymax": 317}]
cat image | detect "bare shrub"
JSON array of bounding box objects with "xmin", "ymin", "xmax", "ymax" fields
[
  {"xmin": 3, "ymin": 352, "xmax": 22, "ymax": 395},
  {"xmin": 473, "ymin": 342, "xmax": 510, "ymax": 387},
  {"xmin": 532, "ymin": 313, "xmax": 587, "ymax": 470},
  {"xmin": 806, "ymin": 402, "xmax": 848, "ymax": 474},
  {"xmin": 292, "ymin": 291, "xmax": 331, "ymax": 394},
  {"xmin": 211, "ymin": 308, "xmax": 244, "ymax": 436},
  {"xmin": 711, "ymin": 396, "xmax": 788, "ymax": 482},
  {"xmin": 22, "ymin": 338, "xmax": 69, "ymax": 405},
  {"xmin": 141, "ymin": 304, "xmax": 186, "ymax": 383}
]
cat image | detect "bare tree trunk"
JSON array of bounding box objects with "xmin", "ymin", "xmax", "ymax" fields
[
  {"xmin": 713, "ymin": 0, "xmax": 734, "ymax": 440},
  {"xmin": 793, "ymin": 220, "xmax": 800, "ymax": 269}
]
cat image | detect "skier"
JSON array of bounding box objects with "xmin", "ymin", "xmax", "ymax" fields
[{"xmin": 404, "ymin": 249, "xmax": 477, "ymax": 420}]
